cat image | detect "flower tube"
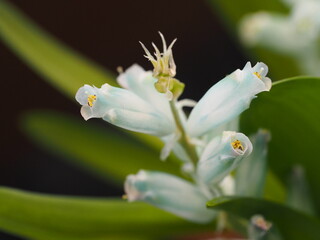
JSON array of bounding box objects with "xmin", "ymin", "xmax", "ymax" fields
[
  {"xmin": 124, "ymin": 170, "xmax": 216, "ymax": 223},
  {"xmin": 197, "ymin": 131, "xmax": 253, "ymax": 185},
  {"xmin": 187, "ymin": 62, "xmax": 271, "ymax": 137}
]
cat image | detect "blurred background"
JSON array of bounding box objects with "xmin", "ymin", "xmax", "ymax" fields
[{"xmin": 0, "ymin": 1, "xmax": 248, "ymax": 239}]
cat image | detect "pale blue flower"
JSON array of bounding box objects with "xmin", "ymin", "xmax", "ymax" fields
[
  {"xmin": 197, "ymin": 131, "xmax": 253, "ymax": 185},
  {"xmin": 124, "ymin": 170, "xmax": 216, "ymax": 223},
  {"xmin": 76, "ymin": 65, "xmax": 176, "ymax": 137},
  {"xmin": 186, "ymin": 62, "xmax": 271, "ymax": 138}
]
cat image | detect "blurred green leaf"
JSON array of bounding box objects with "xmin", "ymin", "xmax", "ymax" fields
[
  {"xmin": 0, "ymin": 0, "xmax": 115, "ymax": 98},
  {"xmin": 209, "ymin": 0, "xmax": 300, "ymax": 79},
  {"xmin": 264, "ymin": 171, "xmax": 286, "ymax": 203},
  {"xmin": 241, "ymin": 77, "xmax": 320, "ymax": 213},
  {"xmin": 287, "ymin": 165, "xmax": 316, "ymax": 216},
  {"xmin": 0, "ymin": 187, "xmax": 207, "ymax": 240},
  {"xmin": 207, "ymin": 197, "xmax": 320, "ymax": 240},
  {"xmin": 22, "ymin": 111, "xmax": 181, "ymax": 184},
  {"xmin": 0, "ymin": 0, "xmax": 171, "ymax": 158}
]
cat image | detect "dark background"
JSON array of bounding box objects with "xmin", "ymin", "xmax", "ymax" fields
[{"xmin": 0, "ymin": 1, "xmax": 246, "ymax": 239}]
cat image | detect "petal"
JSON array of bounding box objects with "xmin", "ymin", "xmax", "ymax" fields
[
  {"xmin": 76, "ymin": 85, "xmax": 111, "ymax": 120},
  {"xmin": 117, "ymin": 64, "xmax": 172, "ymax": 119},
  {"xmin": 99, "ymin": 83, "xmax": 156, "ymax": 113},
  {"xmin": 75, "ymin": 84, "xmax": 97, "ymax": 106},
  {"xmin": 103, "ymin": 108, "xmax": 175, "ymax": 137},
  {"xmin": 160, "ymin": 133, "xmax": 181, "ymax": 161},
  {"xmin": 124, "ymin": 170, "xmax": 216, "ymax": 223},
  {"xmin": 187, "ymin": 62, "xmax": 271, "ymax": 137},
  {"xmin": 197, "ymin": 131, "xmax": 252, "ymax": 185}
]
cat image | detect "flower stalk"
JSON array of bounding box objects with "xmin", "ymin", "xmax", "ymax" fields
[{"xmin": 169, "ymin": 100, "xmax": 198, "ymax": 165}]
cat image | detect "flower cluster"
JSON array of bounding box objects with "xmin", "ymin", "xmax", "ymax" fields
[
  {"xmin": 76, "ymin": 33, "xmax": 271, "ymax": 223},
  {"xmin": 239, "ymin": 0, "xmax": 320, "ymax": 75}
]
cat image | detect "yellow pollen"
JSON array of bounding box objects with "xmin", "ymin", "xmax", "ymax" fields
[
  {"xmin": 231, "ymin": 140, "xmax": 244, "ymax": 151},
  {"xmin": 254, "ymin": 71, "xmax": 262, "ymax": 79},
  {"xmin": 87, "ymin": 94, "xmax": 97, "ymax": 107}
]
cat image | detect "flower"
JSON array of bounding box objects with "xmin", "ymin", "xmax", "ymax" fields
[
  {"xmin": 124, "ymin": 170, "xmax": 217, "ymax": 223},
  {"xmin": 140, "ymin": 32, "xmax": 177, "ymax": 78},
  {"xmin": 75, "ymin": 65, "xmax": 176, "ymax": 136},
  {"xmin": 140, "ymin": 32, "xmax": 184, "ymax": 100},
  {"xmin": 197, "ymin": 131, "xmax": 253, "ymax": 185},
  {"xmin": 186, "ymin": 62, "xmax": 271, "ymax": 137}
]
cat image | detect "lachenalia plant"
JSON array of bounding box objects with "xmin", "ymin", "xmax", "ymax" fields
[{"xmin": 75, "ymin": 33, "xmax": 272, "ymax": 224}]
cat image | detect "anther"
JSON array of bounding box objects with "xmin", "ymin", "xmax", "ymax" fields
[{"xmin": 87, "ymin": 95, "xmax": 97, "ymax": 107}]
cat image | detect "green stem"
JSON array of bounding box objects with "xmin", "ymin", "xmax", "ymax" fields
[{"xmin": 169, "ymin": 101, "xmax": 198, "ymax": 165}]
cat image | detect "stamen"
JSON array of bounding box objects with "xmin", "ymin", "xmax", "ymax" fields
[
  {"xmin": 254, "ymin": 67, "xmax": 264, "ymax": 79},
  {"xmin": 231, "ymin": 140, "xmax": 244, "ymax": 151},
  {"xmin": 87, "ymin": 94, "xmax": 97, "ymax": 107}
]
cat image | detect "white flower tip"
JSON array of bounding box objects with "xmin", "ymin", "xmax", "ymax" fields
[
  {"xmin": 80, "ymin": 106, "xmax": 92, "ymax": 121},
  {"xmin": 100, "ymin": 83, "xmax": 112, "ymax": 94},
  {"xmin": 117, "ymin": 64, "xmax": 145, "ymax": 89},
  {"xmin": 223, "ymin": 131, "xmax": 253, "ymax": 156},
  {"xmin": 252, "ymin": 62, "xmax": 272, "ymax": 91},
  {"xmin": 124, "ymin": 171, "xmax": 147, "ymax": 202}
]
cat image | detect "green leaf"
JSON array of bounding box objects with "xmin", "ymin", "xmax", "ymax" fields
[
  {"xmin": 209, "ymin": 0, "xmax": 301, "ymax": 79},
  {"xmin": 0, "ymin": 0, "xmax": 115, "ymax": 98},
  {"xmin": 240, "ymin": 77, "xmax": 320, "ymax": 212},
  {"xmin": 21, "ymin": 111, "xmax": 181, "ymax": 184},
  {"xmin": 207, "ymin": 197, "xmax": 320, "ymax": 240},
  {"xmin": 264, "ymin": 171, "xmax": 286, "ymax": 203},
  {"xmin": 0, "ymin": 187, "xmax": 207, "ymax": 240}
]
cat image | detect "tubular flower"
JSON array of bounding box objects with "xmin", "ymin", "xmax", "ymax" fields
[
  {"xmin": 76, "ymin": 65, "xmax": 176, "ymax": 137},
  {"xmin": 186, "ymin": 62, "xmax": 271, "ymax": 138},
  {"xmin": 197, "ymin": 131, "xmax": 253, "ymax": 185},
  {"xmin": 124, "ymin": 170, "xmax": 217, "ymax": 223}
]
